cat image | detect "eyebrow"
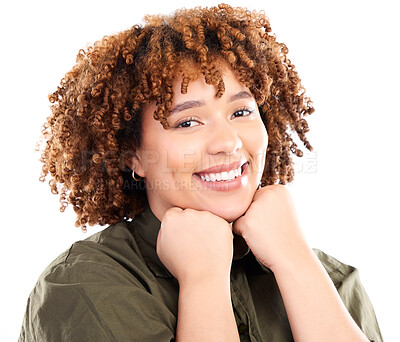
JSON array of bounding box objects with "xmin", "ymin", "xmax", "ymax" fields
[
  {"xmin": 167, "ymin": 90, "xmax": 254, "ymax": 117},
  {"xmin": 228, "ymin": 91, "xmax": 254, "ymax": 102},
  {"xmin": 168, "ymin": 100, "xmax": 205, "ymax": 116}
]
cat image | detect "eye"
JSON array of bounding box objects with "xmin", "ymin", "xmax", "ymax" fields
[
  {"xmin": 232, "ymin": 108, "xmax": 255, "ymax": 118},
  {"xmin": 174, "ymin": 117, "xmax": 201, "ymax": 128}
]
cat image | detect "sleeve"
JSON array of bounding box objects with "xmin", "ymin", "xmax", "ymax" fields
[
  {"xmin": 18, "ymin": 261, "xmax": 176, "ymax": 342},
  {"xmin": 313, "ymin": 249, "xmax": 384, "ymax": 342}
]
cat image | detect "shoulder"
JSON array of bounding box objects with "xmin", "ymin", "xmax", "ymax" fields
[
  {"xmin": 35, "ymin": 220, "xmax": 150, "ymax": 288},
  {"xmin": 313, "ymin": 249, "xmax": 383, "ymax": 342},
  {"xmin": 19, "ymin": 221, "xmax": 176, "ymax": 341},
  {"xmin": 312, "ymin": 248, "xmax": 367, "ymax": 294}
]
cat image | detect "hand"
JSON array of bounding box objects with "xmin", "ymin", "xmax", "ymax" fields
[
  {"xmin": 232, "ymin": 184, "xmax": 309, "ymax": 271},
  {"xmin": 156, "ymin": 207, "xmax": 234, "ymax": 285}
]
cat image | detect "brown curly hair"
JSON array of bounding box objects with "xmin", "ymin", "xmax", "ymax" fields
[{"xmin": 36, "ymin": 3, "xmax": 315, "ymax": 231}]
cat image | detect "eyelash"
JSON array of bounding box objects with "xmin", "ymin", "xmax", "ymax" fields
[
  {"xmin": 174, "ymin": 107, "xmax": 255, "ymax": 129},
  {"xmin": 175, "ymin": 116, "xmax": 198, "ymax": 128},
  {"xmin": 232, "ymin": 107, "xmax": 254, "ymax": 118}
]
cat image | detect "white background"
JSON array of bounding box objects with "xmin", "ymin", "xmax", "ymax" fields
[{"xmin": 1, "ymin": 0, "xmax": 398, "ymax": 340}]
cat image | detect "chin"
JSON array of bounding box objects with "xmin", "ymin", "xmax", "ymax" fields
[
  {"xmin": 198, "ymin": 188, "xmax": 256, "ymax": 222},
  {"xmin": 208, "ymin": 203, "xmax": 250, "ymax": 223}
]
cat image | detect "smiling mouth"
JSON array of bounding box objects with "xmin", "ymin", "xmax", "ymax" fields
[{"xmin": 193, "ymin": 162, "xmax": 249, "ymax": 183}]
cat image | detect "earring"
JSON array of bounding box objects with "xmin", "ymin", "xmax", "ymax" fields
[{"xmin": 132, "ymin": 170, "xmax": 142, "ymax": 181}]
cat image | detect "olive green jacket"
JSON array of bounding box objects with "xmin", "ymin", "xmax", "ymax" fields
[{"xmin": 19, "ymin": 203, "xmax": 383, "ymax": 341}]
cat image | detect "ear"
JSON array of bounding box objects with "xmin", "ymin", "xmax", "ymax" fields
[{"xmin": 125, "ymin": 150, "xmax": 145, "ymax": 178}]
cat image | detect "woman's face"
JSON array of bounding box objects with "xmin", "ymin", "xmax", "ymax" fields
[{"xmin": 132, "ymin": 66, "xmax": 268, "ymax": 222}]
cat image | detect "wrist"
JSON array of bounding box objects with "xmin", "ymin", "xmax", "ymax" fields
[
  {"xmin": 176, "ymin": 273, "xmax": 239, "ymax": 342},
  {"xmin": 269, "ymin": 243, "xmax": 316, "ymax": 276},
  {"xmin": 179, "ymin": 274, "xmax": 231, "ymax": 292}
]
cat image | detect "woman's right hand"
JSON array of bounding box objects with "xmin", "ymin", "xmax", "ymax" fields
[{"xmin": 156, "ymin": 207, "xmax": 234, "ymax": 285}]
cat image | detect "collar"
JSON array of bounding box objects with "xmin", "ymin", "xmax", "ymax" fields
[{"xmin": 129, "ymin": 202, "xmax": 270, "ymax": 278}]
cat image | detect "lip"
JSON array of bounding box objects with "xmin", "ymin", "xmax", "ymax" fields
[
  {"xmin": 193, "ymin": 162, "xmax": 249, "ymax": 191},
  {"xmin": 195, "ymin": 160, "xmax": 245, "ymax": 175}
]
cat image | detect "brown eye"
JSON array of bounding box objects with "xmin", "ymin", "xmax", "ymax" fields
[
  {"xmin": 179, "ymin": 121, "xmax": 197, "ymax": 128},
  {"xmin": 175, "ymin": 117, "xmax": 200, "ymax": 128},
  {"xmin": 232, "ymin": 108, "xmax": 254, "ymax": 118}
]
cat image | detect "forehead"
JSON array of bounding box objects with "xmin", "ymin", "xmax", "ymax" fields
[
  {"xmin": 140, "ymin": 59, "xmax": 254, "ymax": 124},
  {"xmin": 171, "ymin": 61, "xmax": 248, "ymax": 98}
]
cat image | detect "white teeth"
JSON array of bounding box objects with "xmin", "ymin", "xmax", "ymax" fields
[
  {"xmin": 197, "ymin": 165, "xmax": 244, "ymax": 182},
  {"xmin": 221, "ymin": 171, "xmax": 229, "ymax": 180}
]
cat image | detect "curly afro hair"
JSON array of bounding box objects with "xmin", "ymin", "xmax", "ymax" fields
[{"xmin": 36, "ymin": 3, "xmax": 315, "ymax": 231}]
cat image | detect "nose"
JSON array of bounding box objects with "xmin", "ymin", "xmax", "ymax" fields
[{"xmin": 207, "ymin": 119, "xmax": 242, "ymax": 156}]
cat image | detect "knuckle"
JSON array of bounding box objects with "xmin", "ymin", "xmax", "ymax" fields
[
  {"xmin": 165, "ymin": 207, "xmax": 181, "ymax": 216},
  {"xmin": 163, "ymin": 210, "xmax": 173, "ymax": 220},
  {"xmin": 202, "ymin": 210, "xmax": 214, "ymax": 219},
  {"xmin": 271, "ymin": 183, "xmax": 285, "ymax": 191},
  {"xmin": 184, "ymin": 208, "xmax": 195, "ymax": 214},
  {"xmin": 266, "ymin": 184, "xmax": 288, "ymax": 197}
]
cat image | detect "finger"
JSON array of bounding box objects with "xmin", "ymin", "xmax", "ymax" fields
[
  {"xmin": 161, "ymin": 206, "xmax": 183, "ymax": 221},
  {"xmin": 167, "ymin": 206, "xmax": 183, "ymax": 213},
  {"xmin": 232, "ymin": 215, "xmax": 244, "ymax": 236}
]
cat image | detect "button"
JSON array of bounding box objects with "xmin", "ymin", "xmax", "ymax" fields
[{"xmin": 238, "ymin": 323, "xmax": 248, "ymax": 335}]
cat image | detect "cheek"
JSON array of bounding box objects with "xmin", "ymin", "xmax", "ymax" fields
[
  {"xmin": 163, "ymin": 133, "xmax": 207, "ymax": 174},
  {"xmin": 247, "ymin": 122, "xmax": 268, "ymax": 155},
  {"xmin": 260, "ymin": 125, "xmax": 269, "ymax": 151},
  {"xmin": 247, "ymin": 124, "xmax": 268, "ymax": 182},
  {"xmin": 143, "ymin": 141, "xmax": 200, "ymax": 177}
]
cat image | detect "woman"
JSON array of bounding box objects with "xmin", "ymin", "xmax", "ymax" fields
[{"xmin": 19, "ymin": 4, "xmax": 383, "ymax": 341}]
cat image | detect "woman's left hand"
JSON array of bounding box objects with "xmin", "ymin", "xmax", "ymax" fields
[{"xmin": 232, "ymin": 184, "xmax": 310, "ymax": 271}]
